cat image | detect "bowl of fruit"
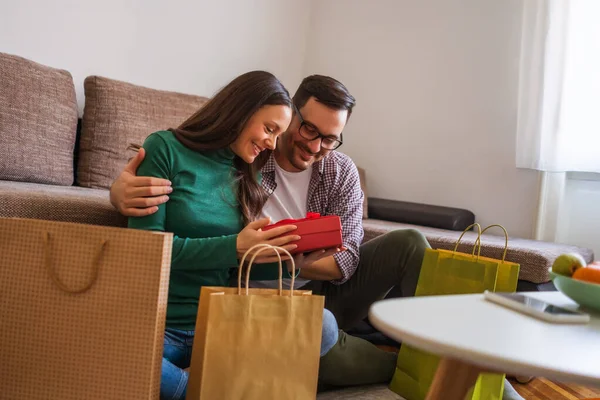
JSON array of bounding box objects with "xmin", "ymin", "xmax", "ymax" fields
[{"xmin": 549, "ymin": 253, "xmax": 600, "ymax": 313}]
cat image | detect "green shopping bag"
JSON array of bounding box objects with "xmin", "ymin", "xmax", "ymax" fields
[{"xmin": 389, "ymin": 224, "xmax": 520, "ymax": 400}]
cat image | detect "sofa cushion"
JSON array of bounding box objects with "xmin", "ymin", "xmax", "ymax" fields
[
  {"xmin": 77, "ymin": 76, "xmax": 209, "ymax": 189},
  {"xmin": 362, "ymin": 218, "xmax": 595, "ymax": 284},
  {"xmin": 0, "ymin": 180, "xmax": 126, "ymax": 228},
  {"xmin": 0, "ymin": 52, "xmax": 77, "ymax": 185}
]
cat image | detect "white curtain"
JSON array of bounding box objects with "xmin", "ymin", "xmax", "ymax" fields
[{"xmin": 516, "ymin": 0, "xmax": 600, "ymax": 173}]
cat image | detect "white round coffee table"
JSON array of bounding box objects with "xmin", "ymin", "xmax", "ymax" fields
[{"xmin": 369, "ymin": 291, "xmax": 600, "ymax": 400}]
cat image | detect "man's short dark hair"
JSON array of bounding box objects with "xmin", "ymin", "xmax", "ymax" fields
[{"xmin": 293, "ymin": 75, "xmax": 356, "ymax": 119}]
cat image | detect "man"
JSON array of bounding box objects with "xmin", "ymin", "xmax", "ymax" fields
[{"xmin": 110, "ymin": 75, "xmax": 523, "ymax": 399}]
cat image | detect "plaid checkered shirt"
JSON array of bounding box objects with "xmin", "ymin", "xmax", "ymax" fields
[{"xmin": 261, "ymin": 151, "xmax": 364, "ymax": 284}]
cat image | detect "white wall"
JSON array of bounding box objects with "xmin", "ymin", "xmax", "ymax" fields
[
  {"xmin": 303, "ymin": 0, "xmax": 540, "ymax": 238},
  {"xmin": 1, "ymin": 0, "xmax": 544, "ymax": 239},
  {"xmin": 0, "ymin": 0, "xmax": 311, "ymax": 113}
]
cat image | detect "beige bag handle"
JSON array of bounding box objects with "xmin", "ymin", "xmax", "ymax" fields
[
  {"xmin": 237, "ymin": 243, "xmax": 296, "ymax": 296},
  {"xmin": 43, "ymin": 232, "xmax": 107, "ymax": 294}
]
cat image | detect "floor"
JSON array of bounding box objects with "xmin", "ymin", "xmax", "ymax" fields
[{"xmin": 509, "ymin": 378, "xmax": 600, "ymax": 400}]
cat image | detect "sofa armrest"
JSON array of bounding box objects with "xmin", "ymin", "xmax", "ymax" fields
[{"xmin": 367, "ymin": 197, "xmax": 475, "ymax": 231}]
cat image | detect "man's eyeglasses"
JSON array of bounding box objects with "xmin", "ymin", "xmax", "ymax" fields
[{"xmin": 293, "ymin": 105, "xmax": 343, "ymax": 150}]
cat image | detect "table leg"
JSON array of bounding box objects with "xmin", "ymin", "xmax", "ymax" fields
[{"xmin": 425, "ymin": 357, "xmax": 485, "ymax": 400}]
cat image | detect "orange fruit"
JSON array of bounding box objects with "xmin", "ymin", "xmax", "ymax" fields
[{"xmin": 572, "ymin": 266, "xmax": 600, "ymax": 284}]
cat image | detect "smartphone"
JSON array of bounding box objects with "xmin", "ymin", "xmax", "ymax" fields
[{"xmin": 483, "ymin": 291, "xmax": 590, "ymax": 324}]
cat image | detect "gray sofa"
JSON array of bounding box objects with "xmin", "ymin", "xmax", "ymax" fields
[{"xmin": 0, "ymin": 51, "xmax": 594, "ymax": 399}]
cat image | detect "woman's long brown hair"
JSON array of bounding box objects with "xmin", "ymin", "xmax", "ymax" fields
[{"xmin": 169, "ymin": 71, "xmax": 291, "ymax": 225}]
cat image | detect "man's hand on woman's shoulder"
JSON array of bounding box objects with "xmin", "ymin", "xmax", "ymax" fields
[{"xmin": 110, "ymin": 148, "xmax": 172, "ymax": 217}]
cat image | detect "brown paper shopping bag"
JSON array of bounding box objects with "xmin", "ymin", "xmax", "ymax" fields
[
  {"xmin": 0, "ymin": 218, "xmax": 172, "ymax": 400},
  {"xmin": 186, "ymin": 244, "xmax": 324, "ymax": 400}
]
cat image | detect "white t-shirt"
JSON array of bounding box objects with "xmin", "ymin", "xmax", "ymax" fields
[{"xmin": 251, "ymin": 161, "xmax": 312, "ymax": 289}]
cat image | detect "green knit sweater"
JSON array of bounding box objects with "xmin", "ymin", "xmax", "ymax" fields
[{"xmin": 129, "ymin": 130, "xmax": 243, "ymax": 329}]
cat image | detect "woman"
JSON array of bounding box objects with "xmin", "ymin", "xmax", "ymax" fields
[{"xmin": 128, "ymin": 71, "xmax": 339, "ymax": 400}]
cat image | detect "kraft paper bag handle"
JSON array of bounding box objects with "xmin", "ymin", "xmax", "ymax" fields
[
  {"xmin": 471, "ymin": 224, "xmax": 510, "ymax": 263},
  {"xmin": 247, "ymin": 246, "xmax": 296, "ymax": 295},
  {"xmin": 43, "ymin": 232, "xmax": 107, "ymax": 294},
  {"xmin": 452, "ymin": 223, "xmax": 483, "ymax": 261},
  {"xmin": 237, "ymin": 244, "xmax": 283, "ymax": 295},
  {"xmin": 237, "ymin": 243, "xmax": 296, "ymax": 296}
]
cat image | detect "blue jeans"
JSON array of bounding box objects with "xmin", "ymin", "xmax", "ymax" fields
[
  {"xmin": 160, "ymin": 309, "xmax": 339, "ymax": 400},
  {"xmin": 161, "ymin": 328, "xmax": 193, "ymax": 400}
]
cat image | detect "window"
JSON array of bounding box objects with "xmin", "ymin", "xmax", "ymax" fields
[{"xmin": 516, "ymin": 0, "xmax": 600, "ymax": 173}]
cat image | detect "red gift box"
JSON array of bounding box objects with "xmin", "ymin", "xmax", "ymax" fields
[{"xmin": 263, "ymin": 212, "xmax": 343, "ymax": 254}]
